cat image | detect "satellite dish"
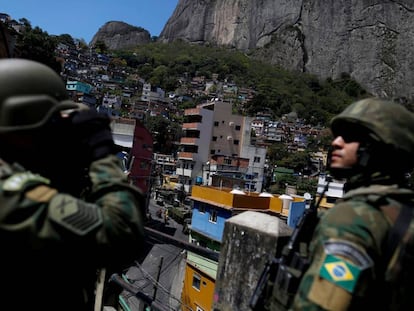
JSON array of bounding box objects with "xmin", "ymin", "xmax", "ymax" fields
[{"xmin": 304, "ymin": 192, "xmax": 312, "ymax": 200}]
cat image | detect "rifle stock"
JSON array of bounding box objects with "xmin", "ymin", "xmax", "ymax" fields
[{"xmin": 250, "ymin": 257, "xmax": 280, "ymax": 309}]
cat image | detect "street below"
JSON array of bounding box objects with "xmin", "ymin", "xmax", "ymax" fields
[{"xmin": 118, "ymin": 196, "xmax": 189, "ymax": 311}]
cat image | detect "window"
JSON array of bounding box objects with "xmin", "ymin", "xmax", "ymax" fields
[
  {"xmin": 209, "ymin": 209, "xmax": 218, "ymax": 223},
  {"xmin": 254, "ymin": 156, "xmax": 261, "ymax": 163},
  {"xmin": 233, "ymin": 139, "xmax": 239, "ymax": 145},
  {"xmin": 235, "ymin": 125, "xmax": 241, "ymax": 130},
  {"xmin": 192, "ymin": 273, "xmax": 201, "ymax": 291},
  {"xmin": 212, "ymin": 136, "xmax": 217, "ymax": 141},
  {"xmin": 214, "ymin": 121, "xmax": 219, "ymax": 127},
  {"xmin": 224, "ymin": 158, "xmax": 232, "ymax": 165}
]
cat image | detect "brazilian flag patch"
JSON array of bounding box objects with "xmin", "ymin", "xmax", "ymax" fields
[{"xmin": 319, "ymin": 254, "xmax": 361, "ymax": 293}]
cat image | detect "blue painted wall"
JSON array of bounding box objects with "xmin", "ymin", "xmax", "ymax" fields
[
  {"xmin": 287, "ymin": 201, "xmax": 306, "ymax": 228},
  {"xmin": 191, "ymin": 201, "xmax": 232, "ymax": 242}
]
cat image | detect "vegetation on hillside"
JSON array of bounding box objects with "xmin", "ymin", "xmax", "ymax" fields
[
  {"xmin": 14, "ymin": 18, "xmax": 61, "ymax": 72},
  {"xmin": 113, "ymin": 41, "xmax": 368, "ymax": 126},
  {"xmin": 14, "ymin": 19, "xmax": 368, "ymax": 127}
]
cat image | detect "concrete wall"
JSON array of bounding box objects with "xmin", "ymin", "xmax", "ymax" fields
[{"xmin": 213, "ymin": 211, "xmax": 292, "ymax": 311}]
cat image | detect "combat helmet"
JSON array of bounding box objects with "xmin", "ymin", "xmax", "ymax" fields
[
  {"xmin": 0, "ymin": 58, "xmax": 78, "ymax": 133},
  {"xmin": 331, "ymin": 98, "xmax": 414, "ymax": 156},
  {"xmin": 331, "ymin": 97, "xmax": 414, "ymax": 173}
]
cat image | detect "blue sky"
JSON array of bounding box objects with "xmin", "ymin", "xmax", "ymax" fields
[{"xmin": 2, "ymin": 0, "xmax": 179, "ymax": 43}]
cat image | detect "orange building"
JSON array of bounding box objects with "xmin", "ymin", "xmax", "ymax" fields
[{"xmin": 181, "ymin": 264, "xmax": 216, "ymax": 311}]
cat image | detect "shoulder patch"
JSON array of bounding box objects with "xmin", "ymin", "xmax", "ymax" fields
[
  {"xmin": 319, "ymin": 240, "xmax": 373, "ymax": 293},
  {"xmin": 319, "ymin": 254, "xmax": 361, "ymax": 293},
  {"xmin": 49, "ymin": 195, "xmax": 102, "ymax": 236},
  {"xmin": 308, "ymin": 275, "xmax": 352, "ymax": 310},
  {"xmin": 3, "ymin": 172, "xmax": 50, "ymax": 192},
  {"xmin": 324, "ymin": 240, "xmax": 373, "ymax": 268}
]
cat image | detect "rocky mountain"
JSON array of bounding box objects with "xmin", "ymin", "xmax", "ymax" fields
[
  {"xmin": 159, "ymin": 0, "xmax": 414, "ymax": 101},
  {"xmin": 90, "ymin": 21, "xmax": 150, "ymax": 50}
]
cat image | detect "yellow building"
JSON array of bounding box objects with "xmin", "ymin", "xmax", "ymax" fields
[{"xmin": 181, "ymin": 264, "xmax": 215, "ymax": 311}]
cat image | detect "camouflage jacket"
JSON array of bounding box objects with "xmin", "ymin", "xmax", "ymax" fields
[
  {"xmin": 0, "ymin": 155, "xmax": 146, "ymax": 310},
  {"xmin": 290, "ymin": 184, "xmax": 414, "ymax": 311}
]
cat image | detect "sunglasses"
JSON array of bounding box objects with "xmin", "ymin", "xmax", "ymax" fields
[{"xmin": 333, "ymin": 128, "xmax": 378, "ymax": 145}]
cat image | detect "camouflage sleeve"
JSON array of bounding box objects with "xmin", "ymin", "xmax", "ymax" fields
[
  {"xmin": 86, "ymin": 154, "xmax": 146, "ymax": 251},
  {"xmin": 0, "ymin": 155, "xmax": 145, "ymax": 264},
  {"xmin": 290, "ymin": 200, "xmax": 389, "ymax": 311}
]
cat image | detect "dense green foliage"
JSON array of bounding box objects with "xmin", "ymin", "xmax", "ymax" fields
[
  {"xmin": 114, "ymin": 41, "xmax": 368, "ymax": 126},
  {"xmin": 15, "ymin": 18, "xmax": 61, "ymax": 72},
  {"xmin": 145, "ymin": 115, "xmax": 182, "ymax": 155}
]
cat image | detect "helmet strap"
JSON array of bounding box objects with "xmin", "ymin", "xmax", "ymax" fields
[{"xmin": 357, "ymin": 145, "xmax": 371, "ymax": 168}]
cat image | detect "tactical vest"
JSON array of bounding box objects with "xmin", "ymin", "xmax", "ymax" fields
[
  {"xmin": 254, "ymin": 195, "xmax": 414, "ymax": 311},
  {"xmin": 374, "ymin": 196, "xmax": 414, "ymax": 311}
]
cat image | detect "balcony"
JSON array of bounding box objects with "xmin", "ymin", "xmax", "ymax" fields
[
  {"xmin": 180, "ymin": 137, "xmax": 199, "ymax": 145},
  {"xmin": 184, "ymin": 107, "xmax": 201, "ymax": 116},
  {"xmin": 182, "ymin": 122, "xmax": 201, "ymax": 130},
  {"xmin": 178, "ymin": 152, "xmax": 195, "ymax": 160}
]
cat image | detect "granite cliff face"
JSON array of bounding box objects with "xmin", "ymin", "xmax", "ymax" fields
[
  {"xmin": 159, "ymin": 0, "xmax": 414, "ymax": 100},
  {"xmin": 90, "ymin": 21, "xmax": 150, "ymax": 50}
]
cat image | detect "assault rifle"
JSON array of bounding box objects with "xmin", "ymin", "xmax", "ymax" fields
[{"xmin": 250, "ymin": 176, "xmax": 332, "ymax": 310}]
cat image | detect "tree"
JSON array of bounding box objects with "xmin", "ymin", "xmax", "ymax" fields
[
  {"xmin": 267, "ymin": 143, "xmax": 289, "ymax": 164},
  {"xmin": 278, "ymin": 151, "xmax": 310, "ymax": 174},
  {"xmin": 15, "ymin": 19, "xmax": 60, "ymax": 72},
  {"xmin": 110, "ymin": 57, "xmax": 127, "ymax": 68},
  {"xmin": 94, "ymin": 40, "xmax": 108, "ymax": 54},
  {"xmin": 145, "ymin": 115, "xmax": 181, "ymax": 154},
  {"xmin": 56, "ymin": 34, "xmax": 75, "ymax": 47}
]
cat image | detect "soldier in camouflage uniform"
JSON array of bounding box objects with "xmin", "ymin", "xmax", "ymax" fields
[
  {"xmin": 291, "ymin": 97, "xmax": 414, "ymax": 311},
  {"xmin": 0, "ymin": 59, "xmax": 146, "ymax": 310}
]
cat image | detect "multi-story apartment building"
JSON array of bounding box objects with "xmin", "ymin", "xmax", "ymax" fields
[
  {"xmin": 177, "ymin": 100, "xmax": 267, "ymax": 193},
  {"xmin": 141, "ymin": 82, "xmax": 166, "ymax": 103},
  {"xmin": 177, "ymin": 102, "xmax": 214, "ymax": 193},
  {"xmin": 239, "ymin": 118, "xmax": 267, "ymax": 192}
]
